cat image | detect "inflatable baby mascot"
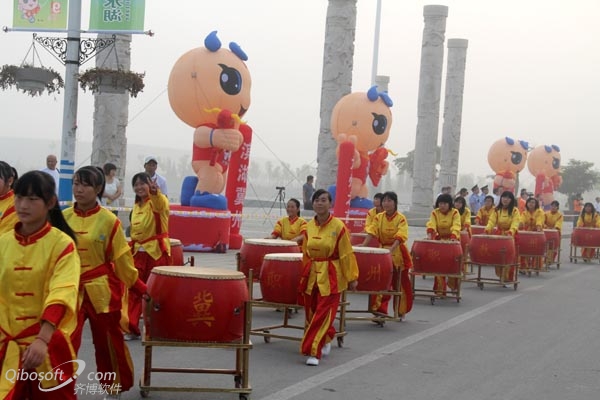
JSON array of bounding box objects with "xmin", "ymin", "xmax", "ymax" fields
[
  {"xmin": 487, "ymin": 137, "xmax": 529, "ymax": 194},
  {"xmin": 527, "ymin": 144, "xmax": 562, "ymax": 210},
  {"xmin": 330, "ymin": 86, "xmax": 393, "ymax": 208},
  {"xmin": 168, "ymin": 31, "xmax": 252, "ymax": 250}
]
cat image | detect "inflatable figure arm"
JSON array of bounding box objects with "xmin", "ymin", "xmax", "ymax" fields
[
  {"xmin": 335, "ymin": 133, "xmax": 360, "ymax": 169},
  {"xmin": 534, "ymin": 174, "xmax": 546, "ymax": 196},
  {"xmin": 193, "ymin": 109, "xmax": 243, "ymax": 152},
  {"xmin": 368, "ymin": 147, "xmax": 389, "ymax": 187},
  {"xmin": 550, "ymin": 174, "xmax": 562, "ymax": 189}
]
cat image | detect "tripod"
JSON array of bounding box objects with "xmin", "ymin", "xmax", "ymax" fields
[{"xmin": 268, "ymin": 187, "xmax": 286, "ymax": 216}]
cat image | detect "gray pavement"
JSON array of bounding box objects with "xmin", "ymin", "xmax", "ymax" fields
[{"xmin": 73, "ymin": 214, "xmax": 599, "ymax": 400}]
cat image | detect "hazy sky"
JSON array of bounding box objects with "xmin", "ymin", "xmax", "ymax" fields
[{"xmin": 1, "ymin": 0, "xmax": 599, "ymax": 179}]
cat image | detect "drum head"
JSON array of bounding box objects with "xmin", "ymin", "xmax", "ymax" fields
[
  {"xmin": 263, "ymin": 253, "xmax": 303, "ymax": 261},
  {"xmin": 352, "ymin": 246, "xmax": 389, "ymax": 254},
  {"xmin": 244, "ymin": 238, "xmax": 298, "ymax": 247},
  {"xmin": 152, "ymin": 266, "xmax": 245, "ymax": 280},
  {"xmin": 170, "ymin": 238, "xmax": 182, "ymax": 245}
]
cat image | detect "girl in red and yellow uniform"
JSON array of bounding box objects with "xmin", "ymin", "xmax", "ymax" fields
[
  {"xmin": 364, "ymin": 192, "xmax": 384, "ymax": 228},
  {"xmin": 363, "ymin": 191, "xmax": 413, "ymax": 318},
  {"xmin": 426, "ymin": 194, "xmax": 462, "ymax": 295},
  {"xmin": 270, "ymin": 198, "xmax": 307, "ymax": 243},
  {"xmin": 474, "ymin": 195, "xmax": 495, "ymax": 227},
  {"xmin": 485, "ymin": 191, "xmax": 520, "ymax": 282},
  {"xmin": 0, "ymin": 171, "xmax": 80, "ymax": 399},
  {"xmin": 126, "ymin": 172, "xmax": 171, "ymax": 339},
  {"xmin": 300, "ymin": 189, "xmax": 358, "ymax": 366},
  {"xmin": 518, "ymin": 197, "xmax": 545, "ymax": 272},
  {"xmin": 453, "ymin": 196, "xmax": 472, "ymax": 286},
  {"xmin": 544, "ymin": 200, "xmax": 563, "ymax": 263},
  {"xmin": 0, "ymin": 161, "xmax": 18, "ymax": 236},
  {"xmin": 64, "ymin": 166, "xmax": 147, "ymax": 397},
  {"xmin": 576, "ymin": 202, "xmax": 600, "ymax": 262}
]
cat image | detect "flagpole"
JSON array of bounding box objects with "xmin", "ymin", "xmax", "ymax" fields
[
  {"xmin": 58, "ymin": 0, "xmax": 81, "ymax": 203},
  {"xmin": 371, "ymin": 0, "xmax": 382, "ymax": 86}
]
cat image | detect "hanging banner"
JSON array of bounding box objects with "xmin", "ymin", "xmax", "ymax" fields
[
  {"xmin": 13, "ymin": 0, "xmax": 68, "ymax": 29},
  {"xmin": 89, "ymin": 0, "xmax": 146, "ymax": 31}
]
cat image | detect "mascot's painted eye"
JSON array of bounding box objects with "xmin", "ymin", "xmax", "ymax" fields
[
  {"xmin": 510, "ymin": 151, "xmax": 522, "ymax": 165},
  {"xmin": 552, "ymin": 157, "xmax": 560, "ymax": 170},
  {"xmin": 371, "ymin": 113, "xmax": 387, "ymax": 135},
  {"xmin": 218, "ymin": 64, "xmax": 242, "ymax": 95}
]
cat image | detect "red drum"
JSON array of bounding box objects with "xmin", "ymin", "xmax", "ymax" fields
[
  {"xmin": 259, "ymin": 253, "xmax": 303, "ymax": 305},
  {"xmin": 411, "ymin": 240, "xmax": 463, "ymax": 275},
  {"xmin": 571, "ymin": 227, "xmax": 600, "ymax": 247},
  {"xmin": 352, "ymin": 246, "xmax": 393, "ymax": 291},
  {"xmin": 350, "ymin": 232, "xmax": 381, "ymax": 248},
  {"xmin": 516, "ymin": 231, "xmax": 546, "ymax": 256},
  {"xmin": 460, "ymin": 231, "xmax": 471, "ymax": 256},
  {"xmin": 471, "ymin": 225, "xmax": 486, "ymax": 235},
  {"xmin": 239, "ymin": 239, "xmax": 300, "ymax": 279},
  {"xmin": 469, "ymin": 235, "xmax": 516, "ymax": 265},
  {"xmin": 170, "ymin": 238, "xmax": 184, "ymax": 265},
  {"xmin": 543, "ymin": 229, "xmax": 560, "ymax": 250},
  {"xmin": 145, "ymin": 266, "xmax": 248, "ymax": 342}
]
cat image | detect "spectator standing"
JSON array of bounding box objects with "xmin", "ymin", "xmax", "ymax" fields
[
  {"xmin": 302, "ymin": 175, "xmax": 315, "ymax": 211},
  {"xmin": 143, "ymin": 155, "xmax": 168, "ymax": 196},
  {"xmin": 102, "ymin": 163, "xmax": 123, "ymax": 216},
  {"xmin": 469, "ymin": 184, "xmax": 483, "ymax": 215},
  {"xmin": 40, "ymin": 154, "xmax": 60, "ymax": 195},
  {"xmin": 594, "ymin": 197, "xmax": 600, "ymax": 213}
]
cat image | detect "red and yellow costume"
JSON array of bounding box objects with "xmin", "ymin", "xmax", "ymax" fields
[
  {"xmin": 299, "ymin": 215, "xmax": 358, "ymax": 360},
  {"xmin": 485, "ymin": 208, "xmax": 520, "ymax": 281},
  {"xmin": 0, "ymin": 223, "xmax": 80, "ymax": 399},
  {"xmin": 64, "ymin": 203, "xmax": 147, "ymax": 394},
  {"xmin": 0, "ymin": 190, "xmax": 17, "ymax": 236},
  {"xmin": 365, "ymin": 207, "xmax": 379, "ymax": 229},
  {"xmin": 475, "ymin": 205, "xmax": 494, "ymax": 227},
  {"xmin": 520, "ymin": 208, "xmax": 545, "ymax": 231},
  {"xmin": 365, "ymin": 211, "xmax": 413, "ymax": 316},
  {"xmin": 576, "ymin": 211, "xmax": 600, "ymax": 260},
  {"xmin": 426, "ymin": 208, "xmax": 461, "ymax": 294},
  {"xmin": 127, "ymin": 191, "xmax": 171, "ymax": 336},
  {"xmin": 271, "ymin": 215, "xmax": 307, "ymax": 241},
  {"xmin": 459, "ymin": 207, "xmax": 472, "ymax": 236},
  {"xmin": 544, "ymin": 210, "xmax": 563, "ymax": 263}
]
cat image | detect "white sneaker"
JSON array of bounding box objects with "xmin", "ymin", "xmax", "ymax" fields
[
  {"xmin": 306, "ymin": 356, "xmax": 319, "ymax": 366},
  {"xmin": 123, "ymin": 333, "xmax": 140, "ymax": 341},
  {"xmin": 321, "ymin": 342, "xmax": 331, "ymax": 356}
]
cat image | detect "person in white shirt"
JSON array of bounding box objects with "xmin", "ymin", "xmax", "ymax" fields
[
  {"xmin": 102, "ymin": 163, "xmax": 123, "ymax": 215},
  {"xmin": 594, "ymin": 197, "xmax": 600, "ymax": 213},
  {"xmin": 40, "ymin": 154, "xmax": 60, "ymax": 195},
  {"xmin": 143, "ymin": 155, "xmax": 168, "ymax": 196}
]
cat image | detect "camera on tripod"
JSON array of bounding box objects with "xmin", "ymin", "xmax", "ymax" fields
[{"xmin": 276, "ymin": 186, "xmax": 286, "ymax": 190}]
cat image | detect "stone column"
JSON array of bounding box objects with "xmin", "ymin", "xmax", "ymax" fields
[
  {"xmin": 439, "ymin": 38, "xmax": 469, "ymax": 192},
  {"xmin": 90, "ymin": 34, "xmax": 131, "ymax": 191},
  {"xmin": 316, "ymin": 0, "xmax": 357, "ymax": 191},
  {"xmin": 410, "ymin": 5, "xmax": 448, "ymax": 213}
]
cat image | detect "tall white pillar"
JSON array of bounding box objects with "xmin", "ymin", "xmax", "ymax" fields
[
  {"xmin": 439, "ymin": 38, "xmax": 469, "ymax": 192},
  {"xmin": 410, "ymin": 5, "xmax": 448, "ymax": 212},
  {"xmin": 316, "ymin": 0, "xmax": 357, "ymax": 190}
]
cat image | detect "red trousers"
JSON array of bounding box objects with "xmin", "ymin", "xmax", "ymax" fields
[
  {"xmin": 71, "ymin": 295, "xmax": 134, "ymax": 393},
  {"xmin": 127, "ymin": 251, "xmax": 170, "ymax": 335},
  {"xmin": 371, "ymin": 268, "xmax": 413, "ymax": 316},
  {"xmin": 300, "ymin": 289, "xmax": 339, "ymax": 359}
]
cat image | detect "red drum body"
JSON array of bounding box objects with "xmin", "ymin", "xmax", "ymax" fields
[
  {"xmin": 572, "ymin": 227, "xmax": 600, "ymax": 247},
  {"xmin": 350, "ymin": 233, "xmax": 381, "ymax": 248},
  {"xmin": 543, "ymin": 229, "xmax": 560, "ymax": 250},
  {"xmin": 471, "ymin": 225, "xmax": 486, "ymax": 235},
  {"xmin": 470, "ymin": 235, "xmax": 516, "ymax": 265},
  {"xmin": 145, "ymin": 267, "xmax": 248, "ymax": 342},
  {"xmin": 411, "ymin": 240, "xmax": 463, "ymax": 275},
  {"xmin": 516, "ymin": 231, "xmax": 546, "ymax": 256},
  {"xmin": 259, "ymin": 253, "xmax": 304, "ymax": 305},
  {"xmin": 170, "ymin": 238, "xmax": 184, "ymax": 266},
  {"xmin": 239, "ymin": 239, "xmax": 300, "ymax": 278},
  {"xmin": 352, "ymin": 246, "xmax": 393, "ymax": 291}
]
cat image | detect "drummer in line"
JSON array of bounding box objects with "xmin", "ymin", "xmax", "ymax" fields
[
  {"xmin": 425, "ymin": 194, "xmax": 461, "ymax": 296},
  {"xmin": 485, "ymin": 191, "xmax": 520, "ymax": 283},
  {"xmin": 125, "ymin": 172, "xmax": 171, "ymax": 341},
  {"xmin": 268, "ymin": 198, "xmax": 306, "ymax": 244},
  {"xmin": 360, "ymin": 191, "xmax": 414, "ymax": 319},
  {"xmin": 544, "ymin": 200, "xmax": 563, "ymax": 263},
  {"xmin": 474, "ymin": 195, "xmax": 495, "ymax": 227},
  {"xmin": 576, "ymin": 202, "xmax": 600, "ymax": 262},
  {"xmin": 518, "ymin": 197, "xmax": 545, "ymax": 272},
  {"xmin": 365, "ymin": 192, "xmax": 384, "ymax": 228}
]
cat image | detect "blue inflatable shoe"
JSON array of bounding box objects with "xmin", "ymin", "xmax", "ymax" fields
[
  {"xmin": 189, "ymin": 191, "xmax": 228, "ymax": 210},
  {"xmin": 350, "ymin": 197, "xmax": 373, "ymax": 209},
  {"xmin": 327, "ymin": 185, "xmax": 337, "ymax": 203},
  {"xmin": 180, "ymin": 176, "xmax": 199, "ymax": 206}
]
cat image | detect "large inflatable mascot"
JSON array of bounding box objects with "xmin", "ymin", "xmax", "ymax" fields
[
  {"xmin": 168, "ymin": 31, "xmax": 252, "ymax": 250},
  {"xmin": 527, "ymin": 144, "xmax": 562, "ymax": 210},
  {"xmin": 331, "ymin": 86, "xmax": 393, "ymax": 210},
  {"xmin": 487, "ymin": 137, "xmax": 529, "ymax": 194}
]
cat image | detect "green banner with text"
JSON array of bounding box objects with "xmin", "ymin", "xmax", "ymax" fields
[
  {"xmin": 13, "ymin": 0, "xmax": 68, "ymax": 29},
  {"xmin": 89, "ymin": 0, "xmax": 146, "ymax": 31}
]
